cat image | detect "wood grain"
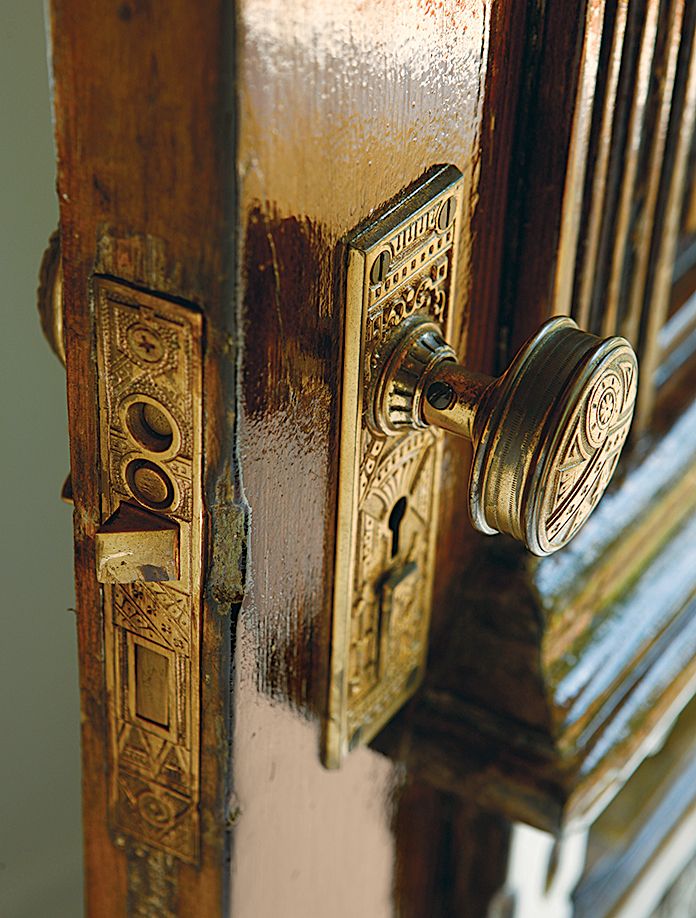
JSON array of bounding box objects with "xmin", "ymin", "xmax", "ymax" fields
[{"xmin": 49, "ymin": 1, "xmax": 234, "ymax": 912}]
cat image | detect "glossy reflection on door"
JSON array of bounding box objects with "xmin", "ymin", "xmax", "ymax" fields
[{"xmin": 232, "ymin": 0, "xmax": 490, "ymax": 914}]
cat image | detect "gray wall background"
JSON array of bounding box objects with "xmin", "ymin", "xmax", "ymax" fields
[{"xmin": 0, "ymin": 4, "xmax": 83, "ymax": 916}]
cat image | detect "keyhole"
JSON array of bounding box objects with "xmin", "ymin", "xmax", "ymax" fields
[{"xmin": 388, "ymin": 497, "xmax": 408, "ymax": 558}]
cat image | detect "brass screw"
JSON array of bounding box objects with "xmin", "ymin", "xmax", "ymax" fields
[
  {"xmin": 127, "ymin": 324, "xmax": 164, "ymax": 362},
  {"xmin": 438, "ymin": 196, "xmax": 455, "ymax": 231},
  {"xmin": 370, "ymin": 249, "xmax": 392, "ymax": 285},
  {"xmin": 426, "ymin": 380, "xmax": 455, "ymax": 410}
]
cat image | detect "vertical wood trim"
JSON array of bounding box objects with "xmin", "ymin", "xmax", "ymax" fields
[
  {"xmin": 519, "ymin": 0, "xmax": 696, "ymax": 433},
  {"xmin": 46, "ymin": 2, "xmax": 129, "ymax": 909},
  {"xmin": 623, "ymin": 0, "xmax": 686, "ymax": 345},
  {"xmin": 637, "ymin": 8, "xmax": 696, "ymax": 428},
  {"xmin": 602, "ymin": 0, "xmax": 662, "ymax": 338},
  {"xmin": 467, "ymin": 0, "xmax": 527, "ymax": 374},
  {"xmin": 47, "ymin": 2, "xmax": 236, "ymax": 913},
  {"xmin": 554, "ymin": 0, "xmax": 608, "ymax": 319},
  {"xmin": 498, "ymin": 0, "xmax": 594, "ymax": 351},
  {"xmin": 576, "ymin": 0, "xmax": 630, "ymax": 331}
]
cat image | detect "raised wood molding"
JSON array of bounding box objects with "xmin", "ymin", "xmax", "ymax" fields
[
  {"xmin": 575, "ymin": 695, "xmax": 696, "ymax": 916},
  {"xmin": 499, "ymin": 0, "xmax": 696, "ymax": 431},
  {"xmin": 380, "ymin": 0, "xmax": 696, "ymax": 845},
  {"xmin": 392, "ymin": 405, "xmax": 696, "ymax": 832}
]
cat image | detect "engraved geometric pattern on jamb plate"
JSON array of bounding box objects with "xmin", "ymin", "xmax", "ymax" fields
[
  {"xmin": 95, "ymin": 278, "xmax": 202, "ymax": 863},
  {"xmin": 116, "ymin": 771, "xmax": 198, "ymax": 862}
]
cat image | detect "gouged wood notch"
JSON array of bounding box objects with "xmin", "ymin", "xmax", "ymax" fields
[
  {"xmin": 325, "ymin": 165, "xmax": 465, "ymax": 768},
  {"xmin": 94, "ymin": 278, "xmax": 203, "ymax": 862}
]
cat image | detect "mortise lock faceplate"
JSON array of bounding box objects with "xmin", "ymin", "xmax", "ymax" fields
[
  {"xmin": 95, "ymin": 278, "xmax": 203, "ymax": 862},
  {"xmin": 325, "ymin": 165, "xmax": 465, "ymax": 767},
  {"xmin": 38, "ymin": 242, "xmax": 205, "ymax": 859}
]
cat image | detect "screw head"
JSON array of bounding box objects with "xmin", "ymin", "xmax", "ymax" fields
[
  {"xmin": 370, "ymin": 249, "xmax": 392, "ymax": 285},
  {"xmin": 437, "ymin": 196, "xmax": 456, "ymax": 232},
  {"xmin": 127, "ymin": 323, "xmax": 164, "ymax": 362},
  {"xmin": 426, "ymin": 380, "xmax": 455, "ymax": 411}
]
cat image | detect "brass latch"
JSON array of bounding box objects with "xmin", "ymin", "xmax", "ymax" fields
[{"xmin": 95, "ymin": 502, "xmax": 180, "ymax": 583}]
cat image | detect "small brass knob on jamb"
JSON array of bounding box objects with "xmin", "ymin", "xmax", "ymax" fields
[
  {"xmin": 372, "ymin": 315, "xmax": 638, "ymax": 555},
  {"xmin": 37, "ymin": 229, "xmax": 65, "ymax": 367}
]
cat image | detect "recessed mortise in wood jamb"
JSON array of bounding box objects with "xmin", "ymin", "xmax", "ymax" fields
[
  {"xmin": 94, "ymin": 278, "xmax": 203, "ymax": 863},
  {"xmin": 325, "ymin": 165, "xmax": 465, "ymax": 768}
]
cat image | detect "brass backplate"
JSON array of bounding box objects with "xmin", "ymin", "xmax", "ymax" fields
[
  {"xmin": 325, "ymin": 165, "xmax": 465, "ymax": 767},
  {"xmin": 95, "ymin": 278, "xmax": 203, "ymax": 862}
]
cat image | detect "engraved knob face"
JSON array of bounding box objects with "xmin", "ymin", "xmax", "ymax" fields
[
  {"xmin": 468, "ymin": 318, "xmax": 637, "ymax": 554},
  {"xmin": 372, "ymin": 316, "xmax": 638, "ymax": 556}
]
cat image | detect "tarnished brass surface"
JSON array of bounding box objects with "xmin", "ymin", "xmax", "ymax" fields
[
  {"xmin": 326, "ymin": 165, "xmax": 465, "ymax": 767},
  {"xmin": 376, "ymin": 315, "xmax": 638, "ymax": 556},
  {"xmin": 95, "ymin": 278, "xmax": 203, "ymax": 862}
]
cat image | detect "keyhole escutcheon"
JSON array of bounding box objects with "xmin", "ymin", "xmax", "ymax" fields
[{"xmin": 388, "ymin": 496, "xmax": 408, "ymax": 558}]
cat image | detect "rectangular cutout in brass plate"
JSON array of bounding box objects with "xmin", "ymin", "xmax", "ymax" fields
[
  {"xmin": 95, "ymin": 278, "xmax": 203, "ymax": 862},
  {"xmin": 325, "ymin": 165, "xmax": 465, "ymax": 767},
  {"xmin": 134, "ymin": 642, "xmax": 171, "ymax": 728}
]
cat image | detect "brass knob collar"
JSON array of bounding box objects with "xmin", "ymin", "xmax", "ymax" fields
[
  {"xmin": 370, "ymin": 317, "xmax": 456, "ymax": 435},
  {"xmin": 421, "ymin": 361, "xmax": 493, "ymax": 441}
]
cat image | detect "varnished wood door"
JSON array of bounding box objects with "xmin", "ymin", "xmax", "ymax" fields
[{"xmin": 46, "ymin": 1, "xmax": 696, "ymax": 915}]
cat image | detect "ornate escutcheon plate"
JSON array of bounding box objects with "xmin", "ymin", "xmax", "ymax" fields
[{"xmin": 325, "ymin": 165, "xmax": 465, "ymax": 767}]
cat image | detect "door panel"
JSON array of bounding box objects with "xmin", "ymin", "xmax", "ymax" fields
[
  {"xmin": 228, "ymin": 2, "xmax": 491, "ymax": 913},
  {"xmin": 46, "ymin": 0, "xmax": 696, "ymax": 915},
  {"xmin": 48, "ymin": 0, "xmax": 493, "ymax": 913}
]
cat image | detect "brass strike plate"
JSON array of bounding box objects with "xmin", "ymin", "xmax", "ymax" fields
[
  {"xmin": 325, "ymin": 165, "xmax": 465, "ymax": 767},
  {"xmin": 95, "ymin": 278, "xmax": 203, "ymax": 862}
]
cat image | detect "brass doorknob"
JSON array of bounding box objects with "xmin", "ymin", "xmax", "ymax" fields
[
  {"xmin": 37, "ymin": 229, "xmax": 65, "ymax": 366},
  {"xmin": 372, "ymin": 316, "xmax": 638, "ymax": 555}
]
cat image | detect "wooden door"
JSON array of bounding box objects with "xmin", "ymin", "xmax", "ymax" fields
[{"xmin": 45, "ymin": 1, "xmax": 696, "ymax": 915}]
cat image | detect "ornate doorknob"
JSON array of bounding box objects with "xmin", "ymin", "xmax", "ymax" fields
[
  {"xmin": 37, "ymin": 229, "xmax": 65, "ymax": 366},
  {"xmin": 372, "ymin": 316, "xmax": 638, "ymax": 555}
]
